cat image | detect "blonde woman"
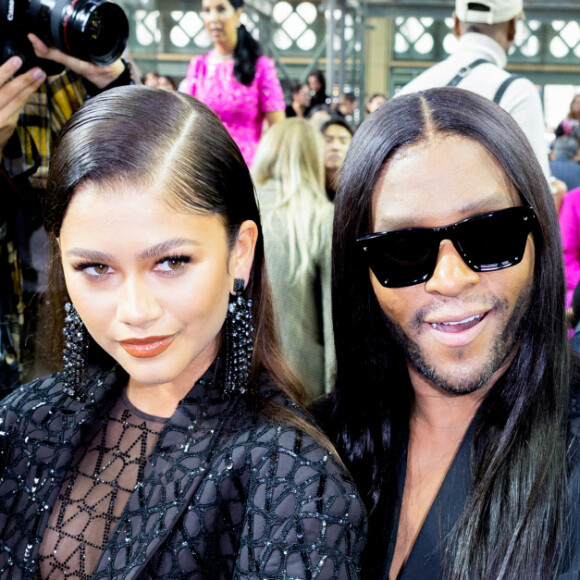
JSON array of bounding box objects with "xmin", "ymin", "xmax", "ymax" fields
[{"xmin": 253, "ymin": 118, "xmax": 335, "ymax": 401}]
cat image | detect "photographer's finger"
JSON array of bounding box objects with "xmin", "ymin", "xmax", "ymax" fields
[
  {"xmin": 0, "ymin": 56, "xmax": 25, "ymax": 86},
  {"xmin": 0, "ymin": 57, "xmax": 46, "ymax": 91},
  {"xmin": 0, "ymin": 68, "xmax": 46, "ymax": 114},
  {"xmin": 27, "ymin": 33, "xmax": 81, "ymax": 71}
]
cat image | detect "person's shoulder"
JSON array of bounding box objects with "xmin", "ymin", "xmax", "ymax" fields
[
  {"xmin": 320, "ymin": 197, "xmax": 335, "ymax": 220},
  {"xmin": 1, "ymin": 373, "xmax": 65, "ymax": 408},
  {"xmin": 230, "ymin": 378, "xmax": 366, "ymax": 575},
  {"xmin": 236, "ymin": 377, "xmax": 353, "ymax": 479},
  {"xmin": 256, "ymin": 55, "xmax": 275, "ymax": 67},
  {"xmin": 190, "ymin": 52, "xmax": 208, "ymax": 64},
  {"xmin": 255, "ymin": 55, "xmax": 277, "ymax": 75},
  {"xmin": 564, "ymin": 186, "xmax": 580, "ymax": 203},
  {"xmin": 0, "ymin": 373, "xmax": 70, "ymax": 434},
  {"xmin": 497, "ymin": 73, "xmax": 541, "ymax": 102},
  {"xmin": 0, "ymin": 367, "xmax": 115, "ymax": 430},
  {"xmin": 215, "ymin": 377, "xmax": 365, "ymax": 524},
  {"xmin": 397, "ymin": 56, "xmax": 454, "ymax": 95},
  {"xmin": 504, "ymin": 73, "xmax": 539, "ymax": 91},
  {"xmin": 186, "ymin": 53, "xmax": 208, "ymax": 73}
]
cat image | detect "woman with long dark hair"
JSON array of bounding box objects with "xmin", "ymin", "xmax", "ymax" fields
[
  {"xmin": 313, "ymin": 87, "xmax": 580, "ymax": 578},
  {"xmin": 183, "ymin": 0, "xmax": 284, "ymax": 166},
  {"xmin": 307, "ymin": 69, "xmax": 331, "ymax": 110},
  {"xmin": 0, "ymin": 86, "xmax": 365, "ymax": 579}
]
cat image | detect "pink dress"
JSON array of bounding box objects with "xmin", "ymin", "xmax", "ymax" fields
[
  {"xmin": 560, "ymin": 186, "xmax": 580, "ymax": 308},
  {"xmin": 185, "ymin": 51, "xmax": 285, "ymax": 166}
]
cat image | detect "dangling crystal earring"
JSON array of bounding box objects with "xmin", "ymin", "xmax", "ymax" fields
[
  {"xmin": 223, "ymin": 279, "xmax": 254, "ymax": 396},
  {"xmin": 62, "ymin": 301, "xmax": 89, "ymax": 400}
]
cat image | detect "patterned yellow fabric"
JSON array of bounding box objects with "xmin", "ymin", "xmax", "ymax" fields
[
  {"xmin": 13, "ymin": 70, "xmax": 86, "ymax": 189},
  {"xmin": 0, "ymin": 63, "xmax": 134, "ymax": 391}
]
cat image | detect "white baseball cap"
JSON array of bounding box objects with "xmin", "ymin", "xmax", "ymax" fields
[{"xmin": 455, "ymin": 0, "xmax": 523, "ymax": 24}]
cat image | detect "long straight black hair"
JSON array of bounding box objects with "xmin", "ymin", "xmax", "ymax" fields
[
  {"xmin": 325, "ymin": 87, "xmax": 569, "ymax": 578},
  {"xmin": 42, "ymin": 85, "xmax": 336, "ymax": 449},
  {"xmin": 229, "ymin": 0, "xmax": 261, "ymax": 85}
]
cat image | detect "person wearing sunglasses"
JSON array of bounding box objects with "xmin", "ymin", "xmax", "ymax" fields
[{"xmin": 312, "ymin": 87, "xmax": 580, "ymax": 579}]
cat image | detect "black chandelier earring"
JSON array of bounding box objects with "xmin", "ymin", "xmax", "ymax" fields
[
  {"xmin": 62, "ymin": 301, "xmax": 89, "ymax": 400},
  {"xmin": 223, "ymin": 278, "xmax": 254, "ymax": 396}
]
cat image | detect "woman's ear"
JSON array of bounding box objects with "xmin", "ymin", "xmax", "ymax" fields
[
  {"xmin": 236, "ymin": 7, "xmax": 244, "ymax": 27},
  {"xmin": 230, "ymin": 220, "xmax": 258, "ymax": 291}
]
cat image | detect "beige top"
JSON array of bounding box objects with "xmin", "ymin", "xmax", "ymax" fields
[{"xmin": 257, "ymin": 180, "xmax": 336, "ymax": 401}]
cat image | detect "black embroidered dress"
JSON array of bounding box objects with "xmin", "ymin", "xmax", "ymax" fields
[{"xmin": 0, "ymin": 363, "xmax": 366, "ymax": 579}]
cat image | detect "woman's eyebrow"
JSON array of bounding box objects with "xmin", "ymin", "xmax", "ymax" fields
[
  {"xmin": 138, "ymin": 238, "xmax": 201, "ymax": 260},
  {"xmin": 65, "ymin": 238, "xmax": 200, "ymax": 263},
  {"xmin": 65, "ymin": 248, "xmax": 114, "ymax": 262}
]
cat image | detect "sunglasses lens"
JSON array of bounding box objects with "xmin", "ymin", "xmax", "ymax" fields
[
  {"xmin": 455, "ymin": 208, "xmax": 533, "ymax": 272},
  {"xmin": 364, "ymin": 229, "xmax": 439, "ymax": 287},
  {"xmin": 359, "ymin": 206, "xmax": 535, "ymax": 288}
]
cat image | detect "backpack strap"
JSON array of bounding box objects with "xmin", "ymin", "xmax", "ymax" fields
[
  {"xmin": 446, "ymin": 58, "xmax": 490, "ymax": 87},
  {"xmin": 493, "ymin": 74, "xmax": 523, "ymax": 104}
]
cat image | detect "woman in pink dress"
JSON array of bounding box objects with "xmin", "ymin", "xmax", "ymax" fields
[{"xmin": 184, "ymin": 0, "xmax": 285, "ymax": 166}]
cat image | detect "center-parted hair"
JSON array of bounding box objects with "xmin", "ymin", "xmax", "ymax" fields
[{"xmin": 321, "ymin": 87, "xmax": 569, "ymax": 578}]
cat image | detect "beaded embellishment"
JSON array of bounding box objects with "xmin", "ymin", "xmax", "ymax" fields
[
  {"xmin": 223, "ymin": 279, "xmax": 254, "ymax": 395},
  {"xmin": 62, "ymin": 302, "xmax": 89, "ymax": 400}
]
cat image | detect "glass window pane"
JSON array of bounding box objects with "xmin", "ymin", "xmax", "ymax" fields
[
  {"xmin": 273, "ymin": 2, "xmax": 293, "ymax": 23},
  {"xmin": 296, "ymin": 2, "xmax": 317, "ymax": 24},
  {"xmin": 297, "ymin": 29, "xmax": 316, "ymax": 50}
]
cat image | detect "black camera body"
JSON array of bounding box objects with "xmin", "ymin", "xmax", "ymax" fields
[{"xmin": 0, "ymin": 0, "xmax": 129, "ymax": 74}]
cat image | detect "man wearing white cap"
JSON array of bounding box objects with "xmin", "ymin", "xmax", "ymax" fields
[{"xmin": 398, "ymin": 0, "xmax": 552, "ymax": 186}]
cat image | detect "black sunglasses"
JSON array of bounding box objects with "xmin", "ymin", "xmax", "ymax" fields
[{"xmin": 357, "ymin": 206, "xmax": 537, "ymax": 288}]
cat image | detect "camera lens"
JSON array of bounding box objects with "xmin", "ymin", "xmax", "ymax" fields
[
  {"xmin": 28, "ymin": 0, "xmax": 129, "ymax": 66},
  {"xmin": 61, "ymin": 1, "xmax": 129, "ymax": 65}
]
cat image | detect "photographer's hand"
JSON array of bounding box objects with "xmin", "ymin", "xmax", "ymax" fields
[
  {"xmin": 0, "ymin": 56, "xmax": 46, "ymax": 159},
  {"xmin": 28, "ymin": 33, "xmax": 125, "ymax": 89}
]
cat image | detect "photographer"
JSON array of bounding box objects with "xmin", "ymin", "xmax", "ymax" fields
[{"xmin": 1, "ymin": 33, "xmax": 134, "ymax": 394}]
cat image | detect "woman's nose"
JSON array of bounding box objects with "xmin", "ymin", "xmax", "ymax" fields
[{"xmin": 116, "ymin": 277, "xmax": 163, "ymax": 328}]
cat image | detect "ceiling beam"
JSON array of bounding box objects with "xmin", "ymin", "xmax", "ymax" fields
[{"xmin": 363, "ymin": 0, "xmax": 580, "ymax": 21}]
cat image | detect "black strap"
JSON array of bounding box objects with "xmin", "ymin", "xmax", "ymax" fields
[
  {"xmin": 446, "ymin": 58, "xmax": 489, "ymax": 87},
  {"xmin": 493, "ymin": 74, "xmax": 523, "ymax": 104},
  {"xmin": 446, "ymin": 59, "xmax": 523, "ymax": 107}
]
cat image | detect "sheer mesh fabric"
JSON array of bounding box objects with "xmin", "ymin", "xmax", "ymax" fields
[
  {"xmin": 0, "ymin": 367, "xmax": 366, "ymax": 578},
  {"xmin": 37, "ymin": 391, "xmax": 167, "ymax": 579}
]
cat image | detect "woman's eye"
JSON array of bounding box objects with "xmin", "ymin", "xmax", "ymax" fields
[
  {"xmin": 156, "ymin": 256, "xmax": 191, "ymax": 272},
  {"xmin": 83, "ymin": 264, "xmax": 111, "ymax": 277}
]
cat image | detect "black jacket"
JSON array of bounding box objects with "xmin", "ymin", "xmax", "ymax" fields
[{"xmin": 0, "ymin": 364, "xmax": 366, "ymax": 579}]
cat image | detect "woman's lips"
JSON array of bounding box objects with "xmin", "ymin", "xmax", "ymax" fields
[{"xmin": 119, "ymin": 335, "xmax": 176, "ymax": 358}]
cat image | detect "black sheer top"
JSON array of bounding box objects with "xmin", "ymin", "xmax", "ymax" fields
[
  {"xmin": 38, "ymin": 390, "xmax": 167, "ymax": 579},
  {"xmin": 0, "ymin": 362, "xmax": 366, "ymax": 579}
]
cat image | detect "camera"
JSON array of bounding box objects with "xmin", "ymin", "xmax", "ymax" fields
[{"xmin": 0, "ymin": 0, "xmax": 129, "ymax": 74}]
